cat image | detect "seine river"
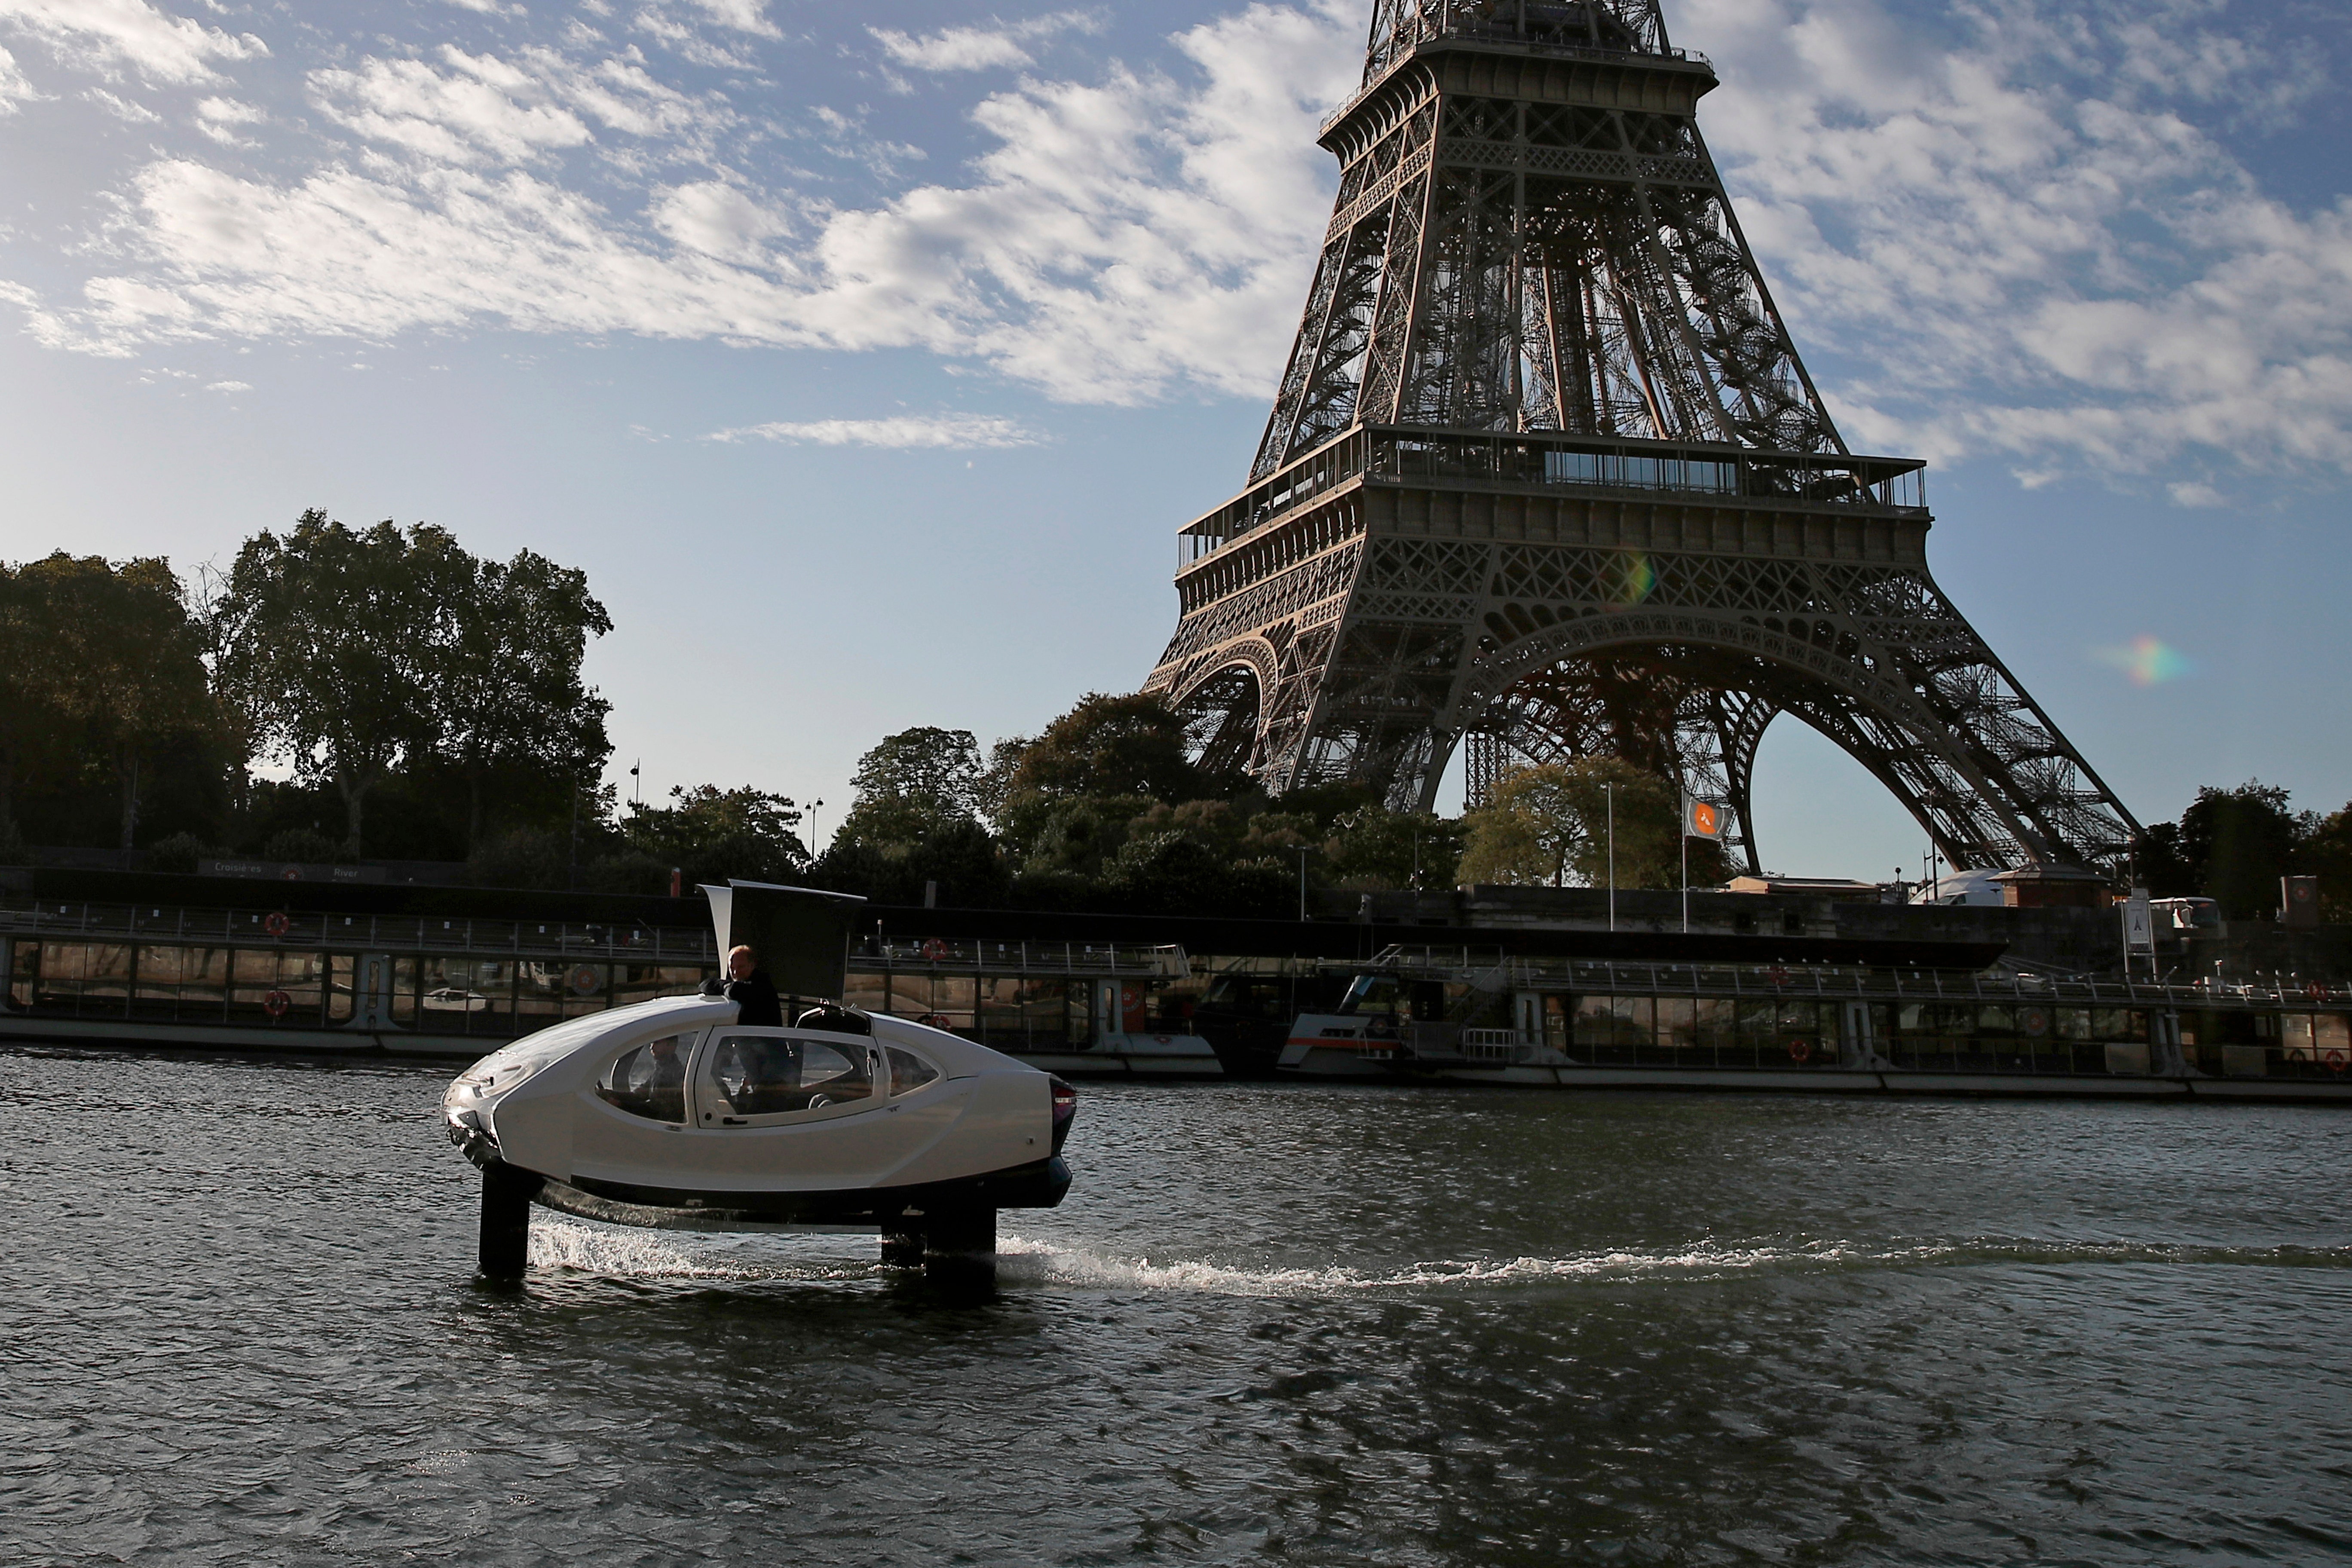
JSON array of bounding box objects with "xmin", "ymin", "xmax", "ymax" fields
[{"xmin": 6, "ymin": 1047, "xmax": 2352, "ymax": 1565}]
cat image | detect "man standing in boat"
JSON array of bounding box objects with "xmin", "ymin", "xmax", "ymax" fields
[{"xmin": 709, "ymin": 944, "xmax": 782, "ymax": 1026}]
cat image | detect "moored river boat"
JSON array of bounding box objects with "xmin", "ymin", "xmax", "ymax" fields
[{"xmin": 1280, "ymin": 947, "xmax": 2352, "ymax": 1102}]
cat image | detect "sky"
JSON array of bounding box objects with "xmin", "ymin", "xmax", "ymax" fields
[{"xmin": 0, "ymin": 0, "xmax": 2346, "ymax": 879}]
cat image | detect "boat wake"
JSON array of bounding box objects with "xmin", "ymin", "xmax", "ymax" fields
[
  {"xmin": 993, "ymin": 1235, "xmax": 2352, "ymax": 1297},
  {"xmin": 525, "ymin": 1219, "xmax": 2352, "ymax": 1294},
  {"xmin": 527, "ymin": 1220, "xmax": 874, "ymax": 1281}
]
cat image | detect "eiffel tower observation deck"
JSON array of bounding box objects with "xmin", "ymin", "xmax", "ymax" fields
[{"xmin": 1144, "ymin": 0, "xmax": 2139, "ymax": 875}]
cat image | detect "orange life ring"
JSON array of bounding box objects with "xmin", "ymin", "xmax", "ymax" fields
[
  {"xmin": 2306, "ymin": 983, "xmax": 2328, "ymax": 1002},
  {"xmin": 263, "ymin": 911, "xmax": 290, "ymax": 936},
  {"xmin": 921, "ymin": 937, "xmax": 949, "ymax": 962},
  {"xmin": 2325, "ymin": 1048, "xmax": 2348, "ymax": 1074},
  {"xmin": 1787, "ymin": 1038, "xmax": 1813, "ymax": 1063},
  {"xmin": 567, "ymin": 965, "xmax": 600, "ymax": 995},
  {"xmin": 1766, "ymin": 965, "xmax": 1790, "ymax": 988},
  {"xmin": 263, "ymin": 989, "xmax": 291, "ymax": 1018}
]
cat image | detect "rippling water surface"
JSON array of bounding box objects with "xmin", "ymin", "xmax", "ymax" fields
[{"xmin": 6, "ymin": 1047, "xmax": 2352, "ymax": 1565}]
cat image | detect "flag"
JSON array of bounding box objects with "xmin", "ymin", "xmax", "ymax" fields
[{"xmin": 1684, "ymin": 796, "xmax": 1724, "ymax": 839}]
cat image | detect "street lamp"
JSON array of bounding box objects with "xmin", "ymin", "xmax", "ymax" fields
[
  {"xmin": 1603, "ymin": 781, "xmax": 1616, "ymax": 932},
  {"xmin": 807, "ymin": 798, "xmax": 825, "ymax": 859},
  {"xmin": 1293, "ymin": 844, "xmax": 1312, "ymax": 922}
]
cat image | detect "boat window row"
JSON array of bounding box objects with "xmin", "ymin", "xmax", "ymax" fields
[
  {"xmin": 1543, "ymin": 995, "xmax": 2162, "ymax": 1072},
  {"xmin": 6, "ymin": 940, "xmax": 704, "ymax": 1033},
  {"xmin": 596, "ymin": 1030, "xmax": 943, "ymax": 1125},
  {"xmin": 1537, "ymin": 992, "xmax": 2352, "ymax": 1079},
  {"xmin": 7, "ymin": 939, "xmax": 1130, "ymax": 1050},
  {"xmin": 842, "ymin": 974, "xmax": 1097, "ymax": 1049}
]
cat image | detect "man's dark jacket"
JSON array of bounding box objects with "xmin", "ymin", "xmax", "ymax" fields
[{"xmin": 723, "ymin": 969, "xmax": 783, "ymax": 1027}]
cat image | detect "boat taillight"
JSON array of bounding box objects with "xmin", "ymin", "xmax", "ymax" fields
[{"xmin": 1049, "ymin": 1076, "xmax": 1077, "ymax": 1153}]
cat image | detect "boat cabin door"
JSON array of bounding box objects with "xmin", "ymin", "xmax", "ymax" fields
[{"xmin": 682, "ymin": 1026, "xmax": 956, "ymax": 1186}]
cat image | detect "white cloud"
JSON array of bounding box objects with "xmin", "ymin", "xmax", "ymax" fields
[
  {"xmin": 6, "ymin": 0, "xmax": 2347, "ymax": 489},
  {"xmin": 652, "ymin": 180, "xmax": 795, "ymax": 263},
  {"xmin": 679, "ymin": 0, "xmax": 778, "ymax": 38},
  {"xmin": 307, "ymin": 47, "xmax": 718, "ymax": 168},
  {"xmin": 870, "ymin": 12, "xmax": 1099, "ymax": 74},
  {"xmin": 202, "ymin": 377, "xmax": 248, "ymax": 391},
  {"xmin": 86, "ymin": 85, "xmax": 157, "ymax": 122},
  {"xmin": 704, "ymin": 413, "xmax": 1043, "ymax": 448},
  {"xmin": 1683, "ymin": 0, "xmax": 2352, "ymax": 474},
  {"xmin": 0, "ymin": 43, "xmax": 34, "ymax": 112},
  {"xmin": 192, "ymin": 93, "xmax": 260, "ymax": 143},
  {"xmin": 5, "ymin": 3, "xmax": 1356, "ymax": 402},
  {"xmin": 0, "ymin": 0, "xmax": 264, "ymax": 86}
]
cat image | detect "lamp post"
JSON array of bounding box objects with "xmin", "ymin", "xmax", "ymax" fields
[
  {"xmin": 1603, "ymin": 781, "xmax": 1616, "ymax": 932},
  {"xmin": 1293, "ymin": 844, "xmax": 1311, "ymax": 922},
  {"xmin": 807, "ymin": 798, "xmax": 825, "ymax": 859}
]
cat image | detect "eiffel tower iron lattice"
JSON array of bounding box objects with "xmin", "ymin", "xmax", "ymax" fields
[{"xmin": 1143, "ymin": 0, "xmax": 2139, "ymax": 874}]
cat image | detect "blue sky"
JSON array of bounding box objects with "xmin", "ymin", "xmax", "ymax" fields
[{"xmin": 0, "ymin": 0, "xmax": 2345, "ymax": 879}]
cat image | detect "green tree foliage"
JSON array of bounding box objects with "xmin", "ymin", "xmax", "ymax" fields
[
  {"xmin": 1323, "ymin": 805, "xmax": 1466, "ymax": 891},
  {"xmin": 212, "ymin": 513, "xmax": 466, "ymax": 852},
  {"xmin": 2301, "ymin": 804, "xmax": 2352, "ymax": 922},
  {"xmin": 995, "ymin": 692, "xmax": 1222, "ymax": 854},
  {"xmin": 2137, "ymin": 780, "xmax": 2323, "ymax": 918},
  {"xmin": 2180, "ymin": 782, "xmax": 2307, "ymax": 918},
  {"xmin": 836, "ymin": 727, "xmax": 987, "ymax": 848},
  {"xmin": 0, "ymin": 554, "xmax": 215, "ymax": 854},
  {"xmin": 1458, "ymin": 758, "xmax": 1680, "ymax": 888},
  {"xmin": 621, "ymin": 784, "xmax": 808, "ymax": 889},
  {"xmin": 211, "ymin": 511, "xmax": 614, "ymax": 858},
  {"xmin": 440, "ymin": 548, "xmax": 613, "ymax": 851}
]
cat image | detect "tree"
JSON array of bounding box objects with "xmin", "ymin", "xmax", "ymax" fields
[
  {"xmin": 834, "ymin": 727, "xmax": 986, "ymax": 849},
  {"xmin": 439, "ymin": 548, "xmax": 613, "ymax": 851},
  {"xmin": 2170, "ymin": 781, "xmax": 2312, "ymax": 918},
  {"xmin": 9, "ymin": 554, "xmax": 214, "ymax": 855},
  {"xmin": 2300, "ymin": 803, "xmax": 2352, "ymax": 922},
  {"xmin": 0, "ymin": 565, "xmax": 67, "ymax": 848},
  {"xmin": 975, "ymin": 735, "xmax": 1032, "ymax": 824},
  {"xmin": 1457, "ymin": 758, "xmax": 1680, "ymax": 888},
  {"xmin": 995, "ymin": 692, "xmax": 1217, "ymax": 852},
  {"xmin": 1324, "ymin": 805, "xmax": 1467, "ymax": 891},
  {"xmin": 212, "ymin": 513, "xmax": 466, "ymax": 853},
  {"xmin": 622, "ymin": 784, "xmax": 807, "ymax": 888}
]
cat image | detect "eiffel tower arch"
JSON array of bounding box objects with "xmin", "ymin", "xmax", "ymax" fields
[{"xmin": 1146, "ymin": 0, "xmax": 2138, "ymax": 873}]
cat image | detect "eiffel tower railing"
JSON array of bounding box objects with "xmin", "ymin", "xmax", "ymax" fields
[{"xmin": 1178, "ymin": 425, "xmax": 1926, "ymax": 564}]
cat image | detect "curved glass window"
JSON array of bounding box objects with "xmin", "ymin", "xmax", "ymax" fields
[
  {"xmin": 596, "ymin": 1033, "xmax": 693, "ymax": 1123},
  {"xmin": 888, "ymin": 1047, "xmax": 940, "ymax": 1096},
  {"xmin": 705, "ymin": 1032, "xmax": 875, "ymax": 1120}
]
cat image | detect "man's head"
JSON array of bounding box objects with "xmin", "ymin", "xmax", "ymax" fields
[{"xmin": 727, "ymin": 944, "xmax": 756, "ymax": 981}]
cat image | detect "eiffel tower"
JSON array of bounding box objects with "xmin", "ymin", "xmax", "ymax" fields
[{"xmin": 1143, "ymin": 0, "xmax": 2138, "ymax": 873}]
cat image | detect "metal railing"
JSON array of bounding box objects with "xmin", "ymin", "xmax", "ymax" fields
[
  {"xmin": 0, "ymin": 897, "xmax": 717, "ymax": 962},
  {"xmin": 858, "ymin": 937, "xmax": 1187, "ymax": 977}
]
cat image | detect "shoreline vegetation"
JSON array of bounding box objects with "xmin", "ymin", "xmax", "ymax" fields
[{"xmin": 5, "ymin": 515, "xmax": 2345, "ymax": 921}]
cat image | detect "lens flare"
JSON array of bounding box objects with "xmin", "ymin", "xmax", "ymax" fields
[
  {"xmin": 2093, "ymin": 635, "xmax": 2196, "ymax": 686},
  {"xmin": 1611, "ymin": 550, "xmax": 1656, "ymax": 605}
]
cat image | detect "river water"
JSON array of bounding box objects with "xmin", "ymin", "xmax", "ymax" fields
[{"xmin": 6, "ymin": 1047, "xmax": 2352, "ymax": 1565}]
